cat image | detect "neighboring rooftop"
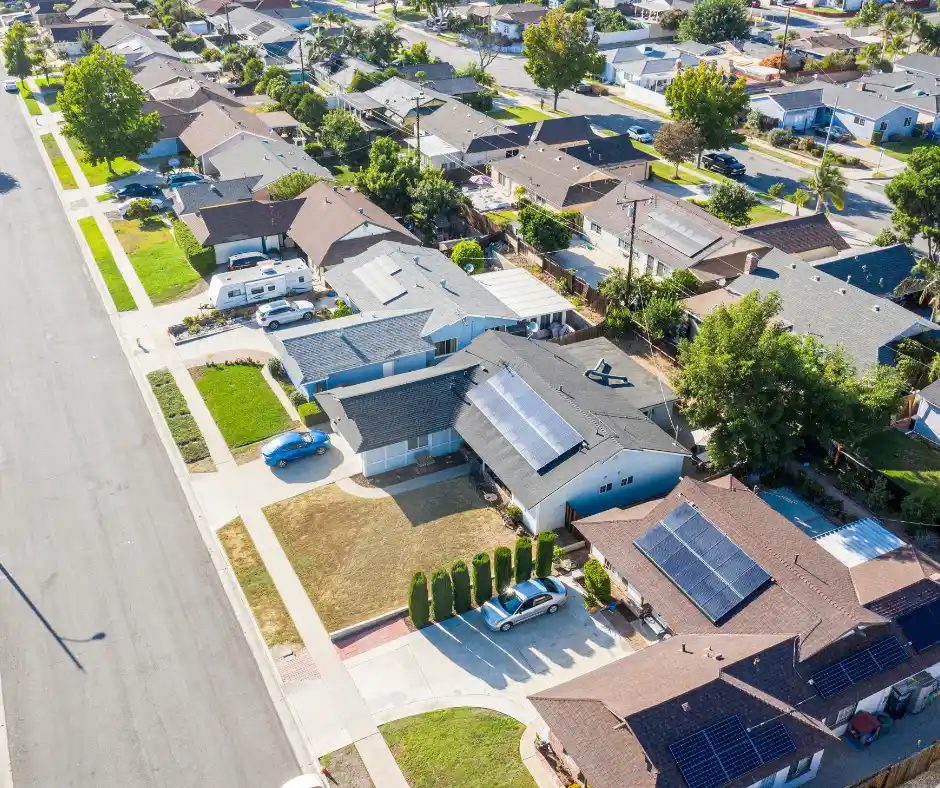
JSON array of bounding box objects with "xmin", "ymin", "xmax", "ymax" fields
[
  {"xmin": 513, "ymin": 116, "xmax": 599, "ymax": 148},
  {"xmin": 739, "ymin": 214, "xmax": 850, "ymax": 259},
  {"xmin": 565, "ymin": 133, "xmax": 657, "ymax": 169},
  {"xmin": 395, "ymin": 62, "xmax": 456, "ymax": 81},
  {"xmin": 173, "ymin": 177, "xmax": 257, "ymax": 215},
  {"xmin": 182, "ymin": 197, "xmax": 304, "ymax": 245},
  {"xmin": 207, "ymin": 135, "xmax": 331, "ymax": 188},
  {"xmin": 494, "ymin": 145, "xmax": 620, "ymax": 209},
  {"xmin": 896, "ymin": 52, "xmax": 940, "ymax": 77},
  {"xmin": 473, "ymin": 267, "xmax": 573, "ymax": 321},
  {"xmin": 814, "ymin": 244, "xmax": 919, "ymax": 298},
  {"xmin": 419, "ymin": 99, "xmax": 520, "ymax": 154}
]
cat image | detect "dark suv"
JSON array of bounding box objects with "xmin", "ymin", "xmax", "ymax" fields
[{"xmin": 702, "ymin": 152, "xmax": 746, "ymax": 177}]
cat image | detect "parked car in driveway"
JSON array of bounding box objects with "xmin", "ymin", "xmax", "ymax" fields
[
  {"xmin": 627, "ymin": 125, "xmax": 653, "ymax": 143},
  {"xmin": 261, "ymin": 431, "xmax": 330, "ymax": 467},
  {"xmin": 4, "ymin": 79, "xmax": 18, "ymax": 93},
  {"xmin": 481, "ymin": 577, "xmax": 568, "ymax": 632},
  {"xmin": 228, "ymin": 251, "xmax": 270, "ymax": 270},
  {"xmin": 702, "ymin": 151, "xmax": 746, "ymax": 177},
  {"xmin": 115, "ymin": 183, "xmax": 162, "ymax": 200},
  {"xmin": 118, "ymin": 196, "xmax": 165, "ymax": 216},
  {"xmin": 167, "ymin": 171, "xmax": 204, "ymax": 188},
  {"xmin": 814, "ymin": 125, "xmax": 852, "ymax": 144},
  {"xmin": 255, "ymin": 299, "xmax": 315, "ymax": 329}
]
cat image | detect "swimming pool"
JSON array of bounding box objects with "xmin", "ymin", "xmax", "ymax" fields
[{"xmin": 757, "ymin": 486, "xmax": 837, "ymax": 538}]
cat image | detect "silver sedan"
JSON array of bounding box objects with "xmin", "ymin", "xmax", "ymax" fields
[{"xmin": 481, "ymin": 577, "xmax": 568, "ymax": 632}]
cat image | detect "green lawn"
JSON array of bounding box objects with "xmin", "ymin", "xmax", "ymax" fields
[
  {"xmin": 878, "ymin": 138, "xmax": 936, "ymax": 162},
  {"xmin": 487, "ymin": 105, "xmax": 553, "ymax": 124},
  {"xmin": 748, "ymin": 203, "xmax": 789, "ymax": 223},
  {"xmin": 96, "ymin": 192, "xmax": 114, "ymax": 202},
  {"xmin": 499, "ymin": 87, "xmax": 518, "ymax": 97},
  {"xmin": 651, "ymin": 161, "xmax": 705, "ymax": 185},
  {"xmin": 486, "ymin": 209, "xmax": 518, "ymax": 225},
  {"xmin": 18, "ymin": 83, "xmax": 41, "ymax": 116},
  {"xmin": 191, "ymin": 362, "xmax": 294, "ymax": 449},
  {"xmin": 77, "ymin": 217, "xmax": 137, "ymax": 312},
  {"xmin": 39, "ymin": 133, "xmax": 77, "ymax": 190},
  {"xmin": 112, "ymin": 218, "xmax": 203, "ymax": 304},
  {"xmin": 739, "ymin": 141, "xmax": 814, "ymax": 170},
  {"xmin": 331, "ymin": 163, "xmax": 360, "ymax": 186},
  {"xmin": 381, "ymin": 708, "xmax": 536, "ymax": 788},
  {"xmin": 147, "ymin": 369, "xmax": 212, "ymax": 468},
  {"xmin": 858, "ymin": 429, "xmax": 940, "ymax": 496},
  {"xmin": 379, "ymin": 7, "xmax": 424, "ymax": 20},
  {"xmin": 65, "ymin": 135, "xmax": 141, "ymax": 186}
]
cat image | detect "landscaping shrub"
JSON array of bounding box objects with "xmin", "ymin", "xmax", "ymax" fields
[
  {"xmin": 902, "ymin": 489, "xmax": 940, "ymax": 525},
  {"xmin": 535, "ymin": 531, "xmax": 555, "ymax": 578},
  {"xmin": 267, "ymin": 357, "xmax": 285, "ymax": 378},
  {"xmin": 872, "ymin": 130, "xmax": 883, "ymax": 145},
  {"xmin": 147, "ymin": 368, "xmax": 210, "ymax": 465},
  {"xmin": 506, "ymin": 505, "xmax": 522, "ymax": 524},
  {"xmin": 472, "ymin": 551, "xmax": 492, "ymax": 605},
  {"xmin": 408, "ymin": 571, "xmax": 430, "ymax": 628},
  {"xmin": 768, "ymin": 127, "xmax": 793, "ymax": 147},
  {"xmin": 298, "ymin": 400, "xmax": 327, "ymax": 426},
  {"xmin": 431, "ymin": 567, "xmax": 454, "ymax": 621},
  {"xmin": 584, "ymin": 558, "xmax": 611, "ymax": 604},
  {"xmin": 289, "ymin": 389, "xmax": 307, "ymax": 407},
  {"xmin": 171, "ymin": 217, "xmax": 215, "ymax": 275},
  {"xmin": 451, "ymin": 240, "xmax": 485, "ymax": 274},
  {"xmin": 451, "ymin": 559, "xmax": 472, "ymax": 614},
  {"xmin": 866, "ymin": 476, "xmax": 893, "ymax": 511},
  {"xmin": 514, "ymin": 537, "xmax": 532, "ymax": 583},
  {"xmin": 124, "ymin": 198, "xmax": 155, "ymax": 220},
  {"xmin": 304, "ymin": 141, "xmax": 323, "ymax": 159},
  {"xmin": 494, "ymin": 546, "xmax": 512, "ymax": 593}
]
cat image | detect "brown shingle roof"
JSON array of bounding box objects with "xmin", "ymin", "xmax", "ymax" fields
[
  {"xmin": 850, "ymin": 545, "xmax": 930, "ymax": 606},
  {"xmin": 183, "ymin": 198, "xmax": 304, "ymax": 245},
  {"xmin": 178, "ymin": 102, "xmax": 275, "ymax": 158},
  {"xmin": 739, "ymin": 213, "xmax": 850, "ymax": 256}
]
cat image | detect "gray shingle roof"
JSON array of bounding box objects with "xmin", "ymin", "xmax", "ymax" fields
[
  {"xmin": 419, "ymin": 99, "xmax": 521, "ymax": 154},
  {"xmin": 174, "ymin": 177, "xmax": 257, "ymax": 215},
  {"xmin": 325, "ymin": 241, "xmax": 518, "ymax": 334},
  {"xmin": 269, "ymin": 309, "xmax": 435, "ymax": 385},
  {"xmin": 729, "ymin": 248, "xmax": 938, "ymax": 369},
  {"xmin": 396, "ymin": 62, "xmax": 456, "ymax": 81},
  {"xmin": 815, "ymin": 244, "xmax": 918, "ymax": 298},
  {"xmin": 763, "ymin": 82, "xmax": 908, "ymax": 121},
  {"xmin": 207, "ymin": 135, "xmax": 331, "ymax": 188},
  {"xmin": 896, "ymin": 52, "xmax": 940, "ymax": 77},
  {"xmin": 182, "ymin": 197, "xmax": 305, "ymax": 245},
  {"xmin": 512, "ymin": 116, "xmax": 599, "ymax": 147},
  {"xmin": 492, "ymin": 146, "xmax": 620, "ymax": 209},
  {"xmin": 739, "ymin": 213, "xmax": 850, "ymax": 256},
  {"xmin": 565, "ymin": 134, "xmax": 656, "ymax": 169},
  {"xmin": 919, "ymin": 378, "xmax": 940, "ymax": 408},
  {"xmin": 848, "ymin": 71, "xmax": 940, "ymax": 116},
  {"xmin": 424, "ymin": 76, "xmax": 484, "ymax": 96}
]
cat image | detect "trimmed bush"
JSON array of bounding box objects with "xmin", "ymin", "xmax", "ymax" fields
[
  {"xmin": 451, "ymin": 240, "xmax": 485, "ymax": 274},
  {"xmin": 472, "ymin": 552, "xmax": 492, "ymax": 605},
  {"xmin": 768, "ymin": 127, "xmax": 793, "ymax": 147},
  {"xmin": 267, "ymin": 357, "xmax": 284, "ymax": 378},
  {"xmin": 298, "ymin": 400, "xmax": 328, "ymax": 426},
  {"xmin": 289, "ymin": 389, "xmax": 307, "ymax": 407},
  {"xmin": 514, "ymin": 537, "xmax": 532, "ymax": 583},
  {"xmin": 584, "ymin": 558, "xmax": 611, "ymax": 604},
  {"xmin": 431, "ymin": 568, "xmax": 454, "ymax": 621},
  {"xmin": 872, "ymin": 130, "xmax": 884, "ymax": 145},
  {"xmin": 494, "ymin": 546, "xmax": 512, "ymax": 593},
  {"xmin": 408, "ymin": 571, "xmax": 430, "ymax": 628},
  {"xmin": 506, "ymin": 505, "xmax": 522, "ymax": 524},
  {"xmin": 171, "ymin": 217, "xmax": 215, "ymax": 275},
  {"xmin": 535, "ymin": 531, "xmax": 556, "ymax": 578},
  {"xmin": 451, "ymin": 559, "xmax": 472, "ymax": 614}
]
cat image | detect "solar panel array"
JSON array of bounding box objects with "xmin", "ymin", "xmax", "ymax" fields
[
  {"xmin": 634, "ymin": 502, "xmax": 770, "ymax": 623},
  {"xmin": 670, "ymin": 716, "xmax": 795, "ymax": 788},
  {"xmin": 809, "ymin": 637, "xmax": 908, "ymax": 699},
  {"xmin": 467, "ymin": 367, "xmax": 582, "ymax": 471},
  {"xmin": 897, "ymin": 598, "xmax": 940, "ymax": 653},
  {"xmin": 354, "ymin": 261, "xmax": 407, "ymax": 305},
  {"xmin": 249, "ymin": 20, "xmax": 275, "ymax": 35},
  {"xmin": 641, "ymin": 210, "xmax": 721, "ymax": 258}
]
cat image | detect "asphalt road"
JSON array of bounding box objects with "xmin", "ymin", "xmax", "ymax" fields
[{"xmin": 0, "ymin": 85, "xmax": 297, "ymax": 786}]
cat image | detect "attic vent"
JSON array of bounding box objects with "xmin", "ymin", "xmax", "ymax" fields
[
  {"xmin": 872, "ymin": 304, "xmax": 882, "ymax": 313},
  {"xmin": 789, "ymin": 262, "xmax": 797, "ymax": 270},
  {"xmin": 812, "ymin": 275, "xmax": 820, "ymax": 282},
  {"xmin": 838, "ymin": 288, "xmax": 847, "ymax": 295}
]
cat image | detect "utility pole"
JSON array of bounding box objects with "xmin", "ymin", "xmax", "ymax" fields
[
  {"xmin": 298, "ymin": 35, "xmax": 305, "ymax": 84},
  {"xmin": 616, "ymin": 194, "xmax": 645, "ymax": 312},
  {"xmin": 414, "ymin": 92, "xmax": 425, "ymax": 161},
  {"xmin": 777, "ymin": 6, "xmax": 791, "ymax": 80}
]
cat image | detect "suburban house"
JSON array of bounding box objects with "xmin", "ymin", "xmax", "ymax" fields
[
  {"xmin": 223, "ymin": 5, "xmax": 299, "ymax": 56},
  {"xmin": 750, "ymin": 83, "xmax": 917, "ymax": 142},
  {"xmin": 99, "ymin": 20, "xmax": 180, "ymax": 67},
  {"xmin": 285, "ymin": 183, "xmax": 419, "ymax": 272},
  {"xmin": 148, "ymin": 77, "xmax": 242, "ymax": 111},
  {"xmin": 397, "ymin": 62, "xmax": 457, "ymax": 82},
  {"xmin": 514, "ymin": 116, "xmax": 599, "ymax": 150},
  {"xmin": 565, "ymin": 133, "xmax": 656, "ymax": 181},
  {"xmin": 628, "ymin": 0, "xmax": 693, "ymax": 21},
  {"xmin": 192, "ymin": 0, "xmax": 291, "ymax": 15},
  {"xmin": 180, "ymin": 197, "xmax": 305, "ymax": 265},
  {"xmin": 488, "ymin": 3, "xmax": 547, "ymax": 40},
  {"xmin": 318, "ymin": 330, "xmax": 688, "ymax": 529},
  {"xmin": 739, "ymin": 213, "xmax": 850, "ymax": 262},
  {"xmin": 473, "ymin": 267, "xmax": 575, "ymax": 338},
  {"xmin": 207, "ymin": 136, "xmax": 330, "ymax": 191},
  {"xmin": 134, "ymin": 55, "xmax": 220, "ymax": 94},
  {"xmin": 490, "ymin": 146, "xmax": 623, "ymax": 212},
  {"xmin": 895, "ymin": 53, "xmax": 940, "ymax": 79},
  {"xmin": 845, "ymin": 71, "xmax": 940, "ymax": 133},
  {"xmin": 536, "ymin": 474, "xmax": 940, "ymax": 788},
  {"xmin": 48, "ymin": 21, "xmax": 115, "ymax": 58},
  {"xmin": 813, "ymin": 244, "xmax": 920, "ymax": 299},
  {"xmin": 361, "ymin": 78, "xmax": 449, "ymax": 129},
  {"xmin": 790, "ymin": 33, "xmax": 865, "ymax": 60},
  {"xmin": 603, "ymin": 45, "xmax": 700, "ymax": 91},
  {"xmin": 914, "ymin": 378, "xmax": 940, "ymax": 444},
  {"xmin": 697, "ymin": 248, "xmax": 938, "ymax": 369},
  {"xmin": 171, "ymin": 176, "xmax": 256, "ymax": 215},
  {"xmin": 139, "ymin": 99, "xmax": 197, "ymax": 158},
  {"xmin": 583, "ymin": 182, "xmax": 769, "ymax": 285}
]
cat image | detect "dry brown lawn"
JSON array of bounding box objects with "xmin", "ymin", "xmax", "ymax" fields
[
  {"xmin": 218, "ymin": 517, "xmax": 301, "ymax": 649},
  {"xmin": 320, "ymin": 744, "xmax": 374, "ymax": 788},
  {"xmin": 263, "ymin": 476, "xmax": 517, "ymax": 631}
]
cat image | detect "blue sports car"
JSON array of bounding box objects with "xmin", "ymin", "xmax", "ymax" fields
[{"xmin": 261, "ymin": 431, "xmax": 330, "ymax": 467}]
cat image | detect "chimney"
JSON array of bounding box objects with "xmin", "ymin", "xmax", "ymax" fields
[{"xmin": 743, "ymin": 252, "xmax": 759, "ymax": 275}]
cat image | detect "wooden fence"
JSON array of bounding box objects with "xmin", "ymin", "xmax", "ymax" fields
[
  {"xmin": 553, "ymin": 323, "xmax": 608, "ymax": 346},
  {"xmin": 848, "ymin": 740, "xmax": 940, "ymax": 788},
  {"xmin": 540, "ymin": 253, "xmax": 609, "ymax": 315}
]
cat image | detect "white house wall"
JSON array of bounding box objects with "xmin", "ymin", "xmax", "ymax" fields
[
  {"xmin": 361, "ymin": 427, "xmax": 463, "ymax": 476},
  {"xmin": 338, "ymin": 222, "xmax": 394, "ymax": 242},
  {"xmin": 213, "ymin": 235, "xmax": 281, "ymax": 266},
  {"xmin": 832, "ymin": 104, "xmax": 915, "ymax": 142}
]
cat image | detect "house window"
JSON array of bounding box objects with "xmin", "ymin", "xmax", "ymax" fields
[
  {"xmin": 250, "ymin": 286, "xmax": 264, "ymax": 295},
  {"xmin": 599, "ymin": 482, "xmax": 613, "ymax": 493},
  {"xmin": 879, "ymin": 121, "xmax": 888, "ymax": 131},
  {"xmin": 551, "ymin": 312, "xmax": 563, "ymax": 324},
  {"xmin": 904, "ymin": 116, "xmax": 913, "ymax": 127},
  {"xmin": 315, "ymin": 381, "xmax": 326, "ymax": 393},
  {"xmin": 656, "ymin": 262, "xmax": 670, "ymax": 278},
  {"xmin": 298, "ymin": 275, "xmax": 305, "ymax": 282},
  {"xmin": 434, "ymin": 337, "xmax": 457, "ymax": 357},
  {"xmin": 788, "ymin": 757, "xmax": 812, "ymax": 781},
  {"xmin": 589, "ymin": 221, "xmax": 602, "ymax": 234},
  {"xmin": 830, "ymin": 704, "xmax": 856, "ymax": 728},
  {"xmin": 267, "ymin": 284, "xmax": 276, "ymax": 291},
  {"xmin": 498, "ymin": 173, "xmax": 507, "ymax": 186},
  {"xmin": 618, "ymin": 237, "xmax": 629, "ymax": 251},
  {"xmin": 757, "ymin": 774, "xmax": 776, "ymax": 788},
  {"xmin": 621, "ymin": 476, "xmax": 633, "ymax": 486},
  {"xmin": 407, "ymin": 434, "xmax": 429, "ymax": 450},
  {"xmin": 853, "ymin": 115, "xmax": 866, "ymax": 126},
  {"xmin": 646, "ymin": 253, "xmax": 655, "ymax": 274},
  {"xmin": 227, "ymin": 289, "xmax": 239, "ymax": 298}
]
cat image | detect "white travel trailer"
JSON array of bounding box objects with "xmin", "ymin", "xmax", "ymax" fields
[{"xmin": 208, "ymin": 259, "xmax": 313, "ymax": 309}]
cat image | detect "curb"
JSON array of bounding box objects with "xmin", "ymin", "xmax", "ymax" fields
[{"xmin": 330, "ymin": 606, "xmax": 409, "ymax": 642}]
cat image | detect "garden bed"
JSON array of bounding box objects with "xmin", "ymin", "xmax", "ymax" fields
[
  {"xmin": 320, "ymin": 744, "xmax": 374, "ymax": 788},
  {"xmin": 147, "ymin": 369, "xmax": 214, "ymax": 472}
]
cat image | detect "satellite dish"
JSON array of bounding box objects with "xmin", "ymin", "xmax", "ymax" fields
[{"xmin": 464, "ymin": 263, "xmax": 475, "ymax": 273}]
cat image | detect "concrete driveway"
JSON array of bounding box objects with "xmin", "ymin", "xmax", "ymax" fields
[{"xmin": 344, "ymin": 579, "xmax": 634, "ymax": 725}]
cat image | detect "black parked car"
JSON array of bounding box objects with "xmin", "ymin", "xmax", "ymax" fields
[
  {"xmin": 814, "ymin": 126, "xmax": 852, "ymax": 144},
  {"xmin": 574, "ymin": 82, "xmax": 593, "ymax": 94},
  {"xmin": 701, "ymin": 152, "xmax": 746, "ymax": 177},
  {"xmin": 115, "ymin": 183, "xmax": 162, "ymax": 200}
]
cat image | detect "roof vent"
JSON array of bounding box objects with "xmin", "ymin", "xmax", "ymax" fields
[
  {"xmin": 838, "ymin": 288, "xmax": 847, "ymax": 295},
  {"xmin": 555, "ymin": 156, "xmax": 563, "ymax": 161},
  {"xmin": 414, "ymin": 255, "xmax": 420, "ymax": 265},
  {"xmin": 332, "ymin": 185, "xmax": 338, "ymax": 192},
  {"xmin": 812, "ymin": 274, "xmax": 820, "ymax": 282},
  {"xmin": 789, "ymin": 262, "xmax": 797, "ymax": 270},
  {"xmin": 681, "ymin": 702, "xmax": 691, "ymax": 712},
  {"xmin": 872, "ymin": 304, "xmax": 881, "ymax": 313},
  {"xmin": 572, "ymin": 165, "xmax": 580, "ymax": 170},
  {"xmin": 538, "ymin": 147, "xmax": 545, "ymax": 152},
  {"xmin": 440, "ymin": 278, "xmax": 447, "ymax": 288}
]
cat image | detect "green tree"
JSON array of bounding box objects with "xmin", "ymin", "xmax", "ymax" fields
[
  {"xmin": 847, "ymin": 0, "xmax": 884, "ymax": 28},
  {"xmin": 30, "ymin": 39, "xmax": 55, "ymax": 84},
  {"xmin": 59, "ymin": 46, "xmax": 161, "ymax": 174},
  {"xmin": 768, "ymin": 182, "xmax": 785, "ymax": 212},
  {"xmin": 78, "ymin": 28, "xmax": 96, "ymax": 55},
  {"xmin": 264, "ymin": 75, "xmax": 290, "ymax": 104},
  {"xmin": 658, "ymin": 269, "xmax": 700, "ymax": 300},
  {"xmin": 802, "ymin": 157, "xmax": 846, "ymax": 214},
  {"xmin": 523, "ymin": 8, "xmax": 604, "ymax": 111},
  {"xmin": 885, "ymin": 146, "xmax": 940, "ymax": 264},
  {"xmin": 518, "ymin": 201, "xmax": 573, "ymax": 252},
  {"xmin": 241, "ymin": 56, "xmax": 264, "ymax": 85},
  {"xmin": 593, "ymin": 9, "xmax": 639, "ymax": 32},
  {"xmin": 306, "ymin": 28, "xmax": 336, "ymax": 63},
  {"xmin": 431, "ymin": 568, "xmax": 454, "ymax": 621},
  {"xmin": 878, "ymin": 9, "xmax": 909, "ymax": 58},
  {"xmin": 399, "ymin": 40, "xmax": 437, "ymax": 65},
  {"xmin": 653, "ymin": 119, "xmax": 701, "ymax": 177},
  {"xmin": 318, "ymin": 109, "xmax": 367, "ymax": 161},
  {"xmin": 791, "ymin": 187, "xmax": 810, "ymax": 216},
  {"xmin": 599, "ymin": 266, "xmax": 632, "ymax": 314},
  {"xmin": 367, "ymin": 21, "xmax": 404, "ymax": 66},
  {"xmin": 454, "ymin": 61, "xmax": 496, "ymax": 88},
  {"xmin": 354, "ymin": 136, "xmax": 420, "ymax": 214},
  {"xmin": 514, "ymin": 537, "xmax": 533, "ymax": 583},
  {"xmin": 665, "ymin": 62, "xmax": 748, "ymax": 166},
  {"xmin": 408, "ymin": 571, "xmax": 430, "ymax": 628},
  {"xmin": 896, "ymin": 256, "xmax": 940, "ymax": 321},
  {"xmin": 635, "ymin": 294, "xmax": 684, "ymax": 339},
  {"xmin": 451, "ymin": 559, "xmax": 472, "ymax": 614},
  {"xmin": 677, "ymin": 0, "xmax": 750, "ymax": 44},
  {"xmin": 340, "ymin": 22, "xmax": 369, "ymax": 57},
  {"xmin": 471, "ymin": 552, "xmax": 492, "ymax": 605},
  {"xmin": 267, "ymin": 171, "xmax": 320, "ymax": 201},
  {"xmin": 3, "ymin": 22, "xmax": 32, "ymax": 83},
  {"xmin": 410, "ymin": 167, "xmax": 462, "ymax": 230},
  {"xmin": 706, "ymin": 181, "xmax": 757, "ymax": 225},
  {"xmin": 583, "ymin": 559, "xmax": 611, "ymax": 604},
  {"xmin": 493, "ymin": 546, "xmax": 512, "ymax": 593},
  {"xmin": 255, "ymin": 64, "xmax": 290, "ymax": 95},
  {"xmin": 660, "ymin": 8, "xmax": 688, "ymax": 30},
  {"xmin": 333, "ymin": 300, "xmax": 354, "ymax": 318},
  {"xmin": 535, "ymin": 532, "xmax": 555, "ymax": 578},
  {"xmin": 295, "ymin": 92, "xmax": 328, "ymax": 131},
  {"xmin": 452, "ymin": 240, "xmax": 484, "ymax": 273}
]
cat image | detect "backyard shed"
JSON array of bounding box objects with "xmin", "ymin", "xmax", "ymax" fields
[{"xmin": 208, "ymin": 258, "xmax": 312, "ymax": 309}]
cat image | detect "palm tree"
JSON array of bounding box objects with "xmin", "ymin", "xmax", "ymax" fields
[
  {"xmin": 886, "ymin": 32, "xmax": 909, "ymax": 60},
  {"xmin": 802, "ymin": 158, "xmax": 847, "ymax": 214},
  {"xmin": 367, "ymin": 22, "xmax": 403, "ymax": 67},
  {"xmin": 340, "ymin": 22, "xmax": 368, "ymax": 57},
  {"xmin": 78, "ymin": 28, "xmax": 96, "ymax": 55},
  {"xmin": 879, "ymin": 10, "xmax": 909, "ymax": 58},
  {"xmin": 916, "ymin": 18, "xmax": 940, "ymax": 54},
  {"xmin": 305, "ymin": 28, "xmax": 334, "ymax": 63},
  {"xmin": 790, "ymin": 188, "xmax": 810, "ymax": 217},
  {"xmin": 896, "ymin": 256, "xmax": 940, "ymax": 321},
  {"xmin": 858, "ymin": 41, "xmax": 882, "ymax": 72},
  {"xmin": 322, "ymin": 9, "xmax": 345, "ymax": 28}
]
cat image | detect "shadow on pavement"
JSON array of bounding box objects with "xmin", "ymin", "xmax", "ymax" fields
[{"xmin": 0, "ymin": 171, "xmax": 19, "ymax": 193}]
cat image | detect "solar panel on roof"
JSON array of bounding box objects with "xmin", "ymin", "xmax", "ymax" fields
[
  {"xmin": 641, "ymin": 210, "xmax": 721, "ymax": 258},
  {"xmin": 467, "ymin": 367, "xmax": 582, "ymax": 471},
  {"xmin": 898, "ymin": 598, "xmax": 940, "ymax": 653},
  {"xmin": 249, "ymin": 20, "xmax": 275, "ymax": 34},
  {"xmin": 670, "ymin": 717, "xmax": 795, "ymax": 788},
  {"xmin": 353, "ymin": 261, "xmax": 407, "ymax": 305},
  {"xmin": 809, "ymin": 637, "xmax": 909, "ymax": 698},
  {"xmin": 634, "ymin": 502, "xmax": 770, "ymax": 623}
]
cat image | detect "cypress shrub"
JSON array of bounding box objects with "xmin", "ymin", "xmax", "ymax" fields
[
  {"xmin": 408, "ymin": 571, "xmax": 429, "ymax": 628},
  {"xmin": 170, "ymin": 217, "xmax": 215, "ymax": 275},
  {"xmin": 584, "ymin": 558, "xmax": 612, "ymax": 604},
  {"xmin": 472, "ymin": 551, "xmax": 492, "ymax": 605},
  {"xmin": 494, "ymin": 546, "xmax": 512, "ymax": 593},
  {"xmin": 514, "ymin": 537, "xmax": 533, "ymax": 583},
  {"xmin": 431, "ymin": 568, "xmax": 454, "ymax": 621},
  {"xmin": 451, "ymin": 559, "xmax": 472, "ymax": 614},
  {"xmin": 535, "ymin": 531, "xmax": 556, "ymax": 577}
]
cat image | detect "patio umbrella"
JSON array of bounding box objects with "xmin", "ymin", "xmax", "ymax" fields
[{"xmin": 469, "ymin": 175, "xmax": 492, "ymax": 185}]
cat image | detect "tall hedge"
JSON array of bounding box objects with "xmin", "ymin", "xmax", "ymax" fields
[
  {"xmin": 451, "ymin": 559, "xmax": 472, "ymax": 614},
  {"xmin": 472, "ymin": 551, "xmax": 492, "ymax": 605},
  {"xmin": 494, "ymin": 546, "xmax": 512, "ymax": 593},
  {"xmin": 171, "ymin": 217, "xmax": 215, "ymax": 275},
  {"xmin": 408, "ymin": 571, "xmax": 429, "ymax": 628},
  {"xmin": 431, "ymin": 568, "xmax": 454, "ymax": 621},
  {"xmin": 514, "ymin": 537, "xmax": 533, "ymax": 584},
  {"xmin": 584, "ymin": 558, "xmax": 612, "ymax": 604},
  {"xmin": 535, "ymin": 531, "xmax": 556, "ymax": 578}
]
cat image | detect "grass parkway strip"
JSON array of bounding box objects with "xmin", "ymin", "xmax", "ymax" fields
[
  {"xmin": 40, "ymin": 133, "xmax": 77, "ymax": 190},
  {"xmin": 65, "ymin": 135, "xmax": 141, "ymax": 185},
  {"xmin": 146, "ymin": 369, "xmax": 213, "ymax": 470},
  {"xmin": 77, "ymin": 217, "xmax": 137, "ymax": 311}
]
